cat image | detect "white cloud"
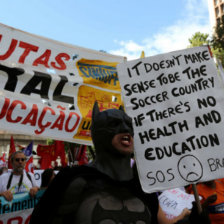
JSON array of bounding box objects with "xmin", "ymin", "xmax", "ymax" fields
[
  {"xmin": 110, "ymin": 40, "xmax": 145, "ymax": 60},
  {"xmin": 143, "ymin": 21, "xmax": 211, "ymax": 55},
  {"xmin": 110, "ymin": 0, "xmax": 212, "ymax": 60}
]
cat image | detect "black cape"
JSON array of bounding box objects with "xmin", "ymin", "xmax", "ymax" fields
[{"xmin": 30, "ymin": 165, "xmax": 159, "ymax": 224}]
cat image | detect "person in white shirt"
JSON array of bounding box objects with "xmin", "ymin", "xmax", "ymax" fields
[{"xmin": 0, "ymin": 151, "xmax": 39, "ymax": 201}]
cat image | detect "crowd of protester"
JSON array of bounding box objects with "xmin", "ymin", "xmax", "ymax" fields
[{"xmin": 0, "ymin": 104, "xmax": 224, "ymax": 224}]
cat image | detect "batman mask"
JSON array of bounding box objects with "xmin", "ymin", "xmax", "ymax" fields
[{"xmin": 91, "ymin": 101, "xmax": 134, "ymax": 156}]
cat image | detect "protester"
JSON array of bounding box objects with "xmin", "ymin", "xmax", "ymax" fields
[
  {"xmin": 40, "ymin": 168, "xmax": 56, "ymax": 189},
  {"xmin": 0, "ymin": 151, "xmax": 39, "ymax": 201},
  {"xmin": 30, "ymin": 102, "xmax": 209, "ymax": 224},
  {"xmin": 0, "ymin": 167, "xmax": 8, "ymax": 175},
  {"xmin": 187, "ymin": 180, "xmax": 224, "ymax": 224}
]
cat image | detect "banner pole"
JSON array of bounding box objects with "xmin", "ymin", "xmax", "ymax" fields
[
  {"xmin": 192, "ymin": 184, "xmax": 202, "ymax": 214},
  {"xmin": 68, "ymin": 147, "xmax": 74, "ymax": 166}
]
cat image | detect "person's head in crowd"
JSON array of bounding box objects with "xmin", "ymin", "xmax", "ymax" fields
[
  {"xmin": 91, "ymin": 102, "xmax": 134, "ymax": 156},
  {"xmin": 10, "ymin": 151, "xmax": 27, "ymax": 175},
  {"xmin": 0, "ymin": 167, "xmax": 8, "ymax": 175},
  {"xmin": 0, "ymin": 151, "xmax": 39, "ymax": 202},
  {"xmin": 90, "ymin": 101, "xmax": 134, "ymax": 181},
  {"xmin": 40, "ymin": 168, "xmax": 56, "ymax": 189}
]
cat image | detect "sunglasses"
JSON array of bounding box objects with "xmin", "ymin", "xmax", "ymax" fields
[{"xmin": 15, "ymin": 158, "xmax": 26, "ymax": 162}]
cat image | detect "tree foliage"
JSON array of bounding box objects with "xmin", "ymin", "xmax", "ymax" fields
[
  {"xmin": 211, "ymin": 15, "xmax": 224, "ymax": 66},
  {"xmin": 188, "ymin": 23, "xmax": 224, "ymax": 67},
  {"xmin": 188, "ymin": 32, "xmax": 210, "ymax": 47},
  {"xmin": 212, "ymin": 15, "xmax": 224, "ymax": 50}
]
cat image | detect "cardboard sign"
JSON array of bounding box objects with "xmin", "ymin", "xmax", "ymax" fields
[
  {"xmin": 0, "ymin": 190, "xmax": 44, "ymax": 223},
  {"xmin": 0, "ymin": 23, "xmax": 124, "ymax": 144},
  {"xmin": 158, "ymin": 188, "xmax": 197, "ymax": 219},
  {"xmin": 117, "ymin": 46, "xmax": 224, "ymax": 193}
]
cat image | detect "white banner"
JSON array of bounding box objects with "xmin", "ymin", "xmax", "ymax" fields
[
  {"xmin": 158, "ymin": 188, "xmax": 197, "ymax": 219},
  {"xmin": 117, "ymin": 46, "xmax": 224, "ymax": 193},
  {"xmin": 0, "ymin": 190, "xmax": 44, "ymax": 224},
  {"xmin": 0, "ymin": 23, "xmax": 125, "ymax": 145}
]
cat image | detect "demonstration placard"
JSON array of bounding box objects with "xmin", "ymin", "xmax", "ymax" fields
[
  {"xmin": 0, "ymin": 23, "xmax": 125, "ymax": 145},
  {"xmin": 117, "ymin": 46, "xmax": 224, "ymax": 193},
  {"xmin": 158, "ymin": 188, "xmax": 197, "ymax": 219},
  {"xmin": 0, "ymin": 190, "xmax": 44, "ymax": 224}
]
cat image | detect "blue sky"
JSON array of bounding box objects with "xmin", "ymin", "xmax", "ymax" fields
[{"xmin": 0, "ymin": 0, "xmax": 211, "ymax": 60}]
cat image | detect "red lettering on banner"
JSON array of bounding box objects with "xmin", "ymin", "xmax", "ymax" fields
[
  {"xmin": 21, "ymin": 104, "xmax": 38, "ymax": 126},
  {"xmin": 25, "ymin": 215, "xmax": 31, "ymax": 224},
  {"xmin": 0, "ymin": 97, "xmax": 10, "ymax": 119},
  {"xmin": 6, "ymin": 100, "xmax": 26, "ymax": 123},
  {"xmin": 18, "ymin": 41, "xmax": 39, "ymax": 63},
  {"xmin": 0, "ymin": 35, "xmax": 71, "ymax": 70},
  {"xmin": 33, "ymin": 49, "xmax": 51, "ymax": 68},
  {"xmin": 50, "ymin": 106, "xmax": 65, "ymax": 130},
  {"xmin": 65, "ymin": 112, "xmax": 80, "ymax": 132},
  {"xmin": 7, "ymin": 216, "xmax": 23, "ymax": 224},
  {"xmin": 51, "ymin": 53, "xmax": 70, "ymax": 70},
  {"xmin": 0, "ymin": 97, "xmax": 80, "ymax": 136},
  {"xmin": 0, "ymin": 38, "xmax": 18, "ymax": 60},
  {"xmin": 1, "ymin": 215, "xmax": 31, "ymax": 224},
  {"xmin": 169, "ymin": 189, "xmax": 178, "ymax": 194},
  {"xmin": 35, "ymin": 107, "xmax": 55, "ymax": 134}
]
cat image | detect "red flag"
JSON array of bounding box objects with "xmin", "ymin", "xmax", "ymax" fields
[
  {"xmin": 54, "ymin": 141, "xmax": 67, "ymax": 167},
  {"xmin": 0, "ymin": 153, "xmax": 6, "ymax": 167},
  {"xmin": 8, "ymin": 136, "xmax": 16, "ymax": 169},
  {"xmin": 36, "ymin": 144, "xmax": 55, "ymax": 169},
  {"xmin": 25, "ymin": 156, "xmax": 34, "ymax": 173},
  {"xmin": 16, "ymin": 144, "xmax": 25, "ymax": 151},
  {"xmin": 75, "ymin": 145, "xmax": 88, "ymax": 165}
]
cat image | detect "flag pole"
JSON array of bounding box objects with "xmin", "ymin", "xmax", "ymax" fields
[
  {"xmin": 68, "ymin": 147, "xmax": 74, "ymax": 166},
  {"xmin": 192, "ymin": 184, "xmax": 202, "ymax": 214}
]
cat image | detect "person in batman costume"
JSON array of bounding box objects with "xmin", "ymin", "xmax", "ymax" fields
[{"xmin": 30, "ymin": 101, "xmax": 210, "ymax": 224}]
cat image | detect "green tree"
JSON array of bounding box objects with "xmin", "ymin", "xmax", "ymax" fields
[
  {"xmin": 212, "ymin": 15, "xmax": 224, "ymax": 49},
  {"xmin": 188, "ymin": 30, "xmax": 224, "ymax": 67},
  {"xmin": 188, "ymin": 32, "xmax": 210, "ymax": 47},
  {"xmin": 46, "ymin": 138, "xmax": 54, "ymax": 145},
  {"xmin": 211, "ymin": 15, "xmax": 224, "ymax": 66}
]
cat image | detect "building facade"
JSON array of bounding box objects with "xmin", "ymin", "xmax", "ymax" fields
[{"xmin": 208, "ymin": 0, "xmax": 224, "ymax": 29}]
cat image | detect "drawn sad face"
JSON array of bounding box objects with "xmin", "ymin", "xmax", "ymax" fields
[{"xmin": 177, "ymin": 155, "xmax": 203, "ymax": 182}]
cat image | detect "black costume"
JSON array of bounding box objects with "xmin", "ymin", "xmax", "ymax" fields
[
  {"xmin": 30, "ymin": 102, "xmax": 210, "ymax": 224},
  {"xmin": 30, "ymin": 103, "xmax": 159, "ymax": 224},
  {"xmin": 30, "ymin": 165, "xmax": 159, "ymax": 224}
]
